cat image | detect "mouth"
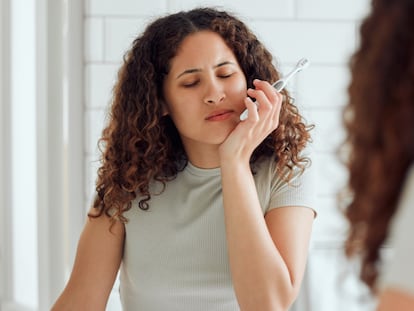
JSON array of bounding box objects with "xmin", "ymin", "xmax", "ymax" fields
[{"xmin": 205, "ymin": 110, "xmax": 234, "ymax": 121}]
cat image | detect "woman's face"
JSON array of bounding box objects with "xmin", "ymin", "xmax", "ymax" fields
[{"xmin": 163, "ymin": 30, "xmax": 247, "ymax": 155}]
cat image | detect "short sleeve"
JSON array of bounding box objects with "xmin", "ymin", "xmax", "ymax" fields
[
  {"xmin": 254, "ymin": 155, "xmax": 317, "ymax": 216},
  {"xmin": 268, "ymin": 160, "xmax": 317, "ymax": 216}
]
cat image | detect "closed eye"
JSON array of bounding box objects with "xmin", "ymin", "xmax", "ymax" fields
[
  {"xmin": 181, "ymin": 71, "xmax": 235, "ymax": 87},
  {"xmin": 182, "ymin": 80, "xmax": 199, "ymax": 88},
  {"xmin": 217, "ymin": 68, "xmax": 238, "ymax": 79},
  {"xmin": 219, "ymin": 73, "xmax": 233, "ymax": 78}
]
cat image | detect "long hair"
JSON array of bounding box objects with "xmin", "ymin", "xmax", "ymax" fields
[
  {"xmin": 343, "ymin": 0, "xmax": 414, "ymax": 291},
  {"xmin": 91, "ymin": 7, "xmax": 312, "ymax": 223}
]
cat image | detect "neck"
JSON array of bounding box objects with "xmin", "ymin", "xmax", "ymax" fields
[{"xmin": 183, "ymin": 144, "xmax": 221, "ymax": 169}]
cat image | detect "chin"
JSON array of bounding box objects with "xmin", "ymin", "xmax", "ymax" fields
[{"xmin": 208, "ymin": 133, "xmax": 232, "ymax": 145}]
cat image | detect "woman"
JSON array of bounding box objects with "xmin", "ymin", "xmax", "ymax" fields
[
  {"xmin": 343, "ymin": 0, "xmax": 414, "ymax": 310},
  {"xmin": 52, "ymin": 7, "xmax": 316, "ymax": 311}
]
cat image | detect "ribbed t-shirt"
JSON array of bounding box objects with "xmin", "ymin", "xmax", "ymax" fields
[{"xmin": 119, "ymin": 157, "xmax": 316, "ymax": 310}]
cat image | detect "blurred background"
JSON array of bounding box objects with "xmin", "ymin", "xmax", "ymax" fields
[{"xmin": 0, "ymin": 0, "xmax": 376, "ymax": 310}]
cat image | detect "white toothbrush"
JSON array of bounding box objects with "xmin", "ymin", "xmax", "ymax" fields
[{"xmin": 239, "ymin": 58, "xmax": 310, "ymax": 121}]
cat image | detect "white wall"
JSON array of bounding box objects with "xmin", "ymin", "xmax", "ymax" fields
[
  {"xmin": 83, "ymin": 1, "xmax": 374, "ymax": 310},
  {"xmin": 10, "ymin": 0, "xmax": 39, "ymax": 308}
]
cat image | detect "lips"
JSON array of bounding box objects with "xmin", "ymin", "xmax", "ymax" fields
[{"xmin": 205, "ymin": 109, "xmax": 234, "ymax": 121}]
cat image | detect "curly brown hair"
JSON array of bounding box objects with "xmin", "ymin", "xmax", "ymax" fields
[
  {"xmin": 91, "ymin": 7, "xmax": 312, "ymax": 223},
  {"xmin": 343, "ymin": 0, "xmax": 414, "ymax": 291}
]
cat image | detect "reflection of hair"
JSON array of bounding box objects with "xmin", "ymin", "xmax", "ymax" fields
[
  {"xmin": 91, "ymin": 7, "xmax": 312, "ymax": 223},
  {"xmin": 343, "ymin": 0, "xmax": 414, "ymax": 291}
]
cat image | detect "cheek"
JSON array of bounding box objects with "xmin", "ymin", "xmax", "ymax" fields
[
  {"xmin": 163, "ymin": 86, "xmax": 188, "ymax": 116},
  {"xmin": 165, "ymin": 97, "xmax": 195, "ymax": 125},
  {"xmin": 229, "ymin": 79, "xmax": 247, "ymax": 105}
]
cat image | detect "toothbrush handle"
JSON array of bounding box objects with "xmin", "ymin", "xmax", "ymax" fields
[
  {"xmin": 239, "ymin": 58, "xmax": 309, "ymax": 121},
  {"xmin": 272, "ymin": 79, "xmax": 285, "ymax": 92}
]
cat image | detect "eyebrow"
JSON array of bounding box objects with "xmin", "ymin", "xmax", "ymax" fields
[{"xmin": 176, "ymin": 61, "xmax": 236, "ymax": 79}]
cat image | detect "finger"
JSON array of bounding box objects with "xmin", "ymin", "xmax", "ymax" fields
[
  {"xmin": 244, "ymin": 97, "xmax": 259, "ymax": 121},
  {"xmin": 247, "ymin": 88, "xmax": 272, "ymax": 114},
  {"xmin": 270, "ymin": 93, "xmax": 283, "ymax": 127},
  {"xmin": 253, "ymin": 79, "xmax": 279, "ymax": 103}
]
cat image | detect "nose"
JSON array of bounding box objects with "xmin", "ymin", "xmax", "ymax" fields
[{"xmin": 203, "ymin": 79, "xmax": 225, "ymax": 105}]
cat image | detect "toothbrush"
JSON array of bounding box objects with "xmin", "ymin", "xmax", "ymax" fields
[{"xmin": 239, "ymin": 58, "xmax": 310, "ymax": 121}]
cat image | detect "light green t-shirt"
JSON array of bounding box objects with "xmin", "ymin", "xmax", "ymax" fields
[{"xmin": 120, "ymin": 157, "xmax": 316, "ymax": 310}]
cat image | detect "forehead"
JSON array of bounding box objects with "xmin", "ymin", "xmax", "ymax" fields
[{"xmin": 169, "ymin": 31, "xmax": 238, "ymax": 71}]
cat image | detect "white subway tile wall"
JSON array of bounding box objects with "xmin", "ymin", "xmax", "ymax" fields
[
  {"xmin": 296, "ymin": 0, "xmax": 370, "ymax": 20},
  {"xmin": 85, "ymin": 0, "xmax": 167, "ymax": 16},
  {"xmin": 85, "ymin": 64, "xmax": 119, "ymax": 109},
  {"xmin": 249, "ymin": 21, "xmax": 358, "ymax": 64},
  {"xmin": 298, "ymin": 65, "xmax": 351, "ymax": 109},
  {"xmin": 168, "ymin": 0, "xmax": 295, "ymax": 19},
  {"xmin": 84, "ymin": 18, "xmax": 104, "ymax": 62},
  {"xmin": 83, "ymin": 1, "xmax": 373, "ymax": 310},
  {"xmin": 104, "ymin": 18, "xmax": 150, "ymax": 62}
]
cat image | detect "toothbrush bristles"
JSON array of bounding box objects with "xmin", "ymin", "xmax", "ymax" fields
[{"xmin": 297, "ymin": 58, "xmax": 310, "ymax": 70}]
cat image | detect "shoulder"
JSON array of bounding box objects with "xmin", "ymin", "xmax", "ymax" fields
[
  {"xmin": 379, "ymin": 164, "xmax": 414, "ymax": 294},
  {"xmin": 253, "ymin": 153, "xmax": 315, "ymax": 188},
  {"xmin": 390, "ymin": 164, "xmax": 414, "ymax": 238}
]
